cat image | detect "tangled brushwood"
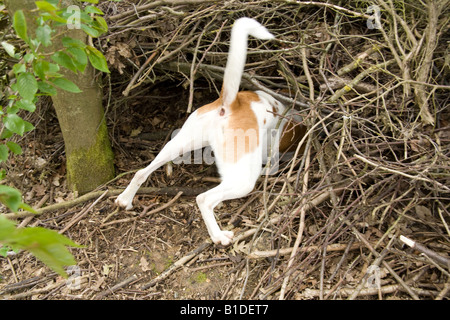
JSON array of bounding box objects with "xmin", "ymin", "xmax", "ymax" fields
[
  {"xmin": 2, "ymin": 0, "xmax": 449, "ymax": 300},
  {"xmin": 98, "ymin": 0, "xmax": 449, "ymax": 299}
]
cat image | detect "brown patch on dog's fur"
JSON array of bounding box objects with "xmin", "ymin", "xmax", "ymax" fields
[
  {"xmin": 223, "ymin": 91, "xmax": 260, "ymax": 163},
  {"xmin": 196, "ymin": 98, "xmax": 222, "ymax": 115}
]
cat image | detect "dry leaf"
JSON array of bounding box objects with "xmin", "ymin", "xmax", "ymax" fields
[{"xmin": 139, "ymin": 256, "xmax": 151, "ymax": 272}]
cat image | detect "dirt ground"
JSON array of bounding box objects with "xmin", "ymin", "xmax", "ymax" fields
[{"xmin": 0, "ymin": 82, "xmax": 275, "ymax": 300}]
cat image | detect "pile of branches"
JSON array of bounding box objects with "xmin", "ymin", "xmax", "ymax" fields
[{"xmin": 100, "ymin": 0, "xmax": 449, "ymax": 299}]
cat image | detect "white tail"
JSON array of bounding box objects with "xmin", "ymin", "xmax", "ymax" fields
[{"xmin": 221, "ymin": 18, "xmax": 274, "ymax": 107}]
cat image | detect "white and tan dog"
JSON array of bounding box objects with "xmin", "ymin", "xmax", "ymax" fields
[{"xmin": 115, "ymin": 18, "xmax": 304, "ymax": 246}]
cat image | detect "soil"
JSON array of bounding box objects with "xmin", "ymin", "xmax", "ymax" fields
[{"xmin": 0, "ymin": 82, "xmax": 267, "ymax": 300}]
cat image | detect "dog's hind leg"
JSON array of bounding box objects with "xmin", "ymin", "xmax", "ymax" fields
[{"xmin": 116, "ymin": 114, "xmax": 207, "ymax": 210}]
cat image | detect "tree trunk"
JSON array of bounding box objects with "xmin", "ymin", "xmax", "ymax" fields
[{"xmin": 5, "ymin": 0, "xmax": 115, "ymax": 194}]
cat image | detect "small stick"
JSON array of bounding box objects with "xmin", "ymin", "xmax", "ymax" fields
[
  {"xmin": 59, "ymin": 190, "xmax": 109, "ymax": 234},
  {"xmin": 141, "ymin": 242, "xmax": 211, "ymax": 290},
  {"xmin": 248, "ymin": 242, "xmax": 362, "ymax": 259},
  {"xmin": 123, "ymin": 51, "xmax": 158, "ymax": 97},
  {"xmin": 101, "ymin": 191, "xmax": 183, "ymax": 227},
  {"xmin": 95, "ymin": 274, "xmax": 139, "ymax": 299},
  {"xmin": 337, "ymin": 45, "xmax": 380, "ymax": 76},
  {"xmin": 400, "ymin": 235, "xmax": 450, "ymax": 269},
  {"xmin": 297, "ymin": 284, "xmax": 436, "ymax": 299},
  {"xmin": 354, "ymin": 154, "xmax": 449, "ymax": 191},
  {"xmin": 3, "ymin": 186, "xmax": 208, "ymax": 219}
]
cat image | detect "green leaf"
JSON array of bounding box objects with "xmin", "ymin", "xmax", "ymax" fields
[
  {"xmin": 33, "ymin": 59, "xmax": 50, "ymax": 80},
  {"xmin": 13, "ymin": 10, "xmax": 28, "ymax": 42},
  {"xmin": 0, "ymin": 215, "xmax": 17, "ymax": 239},
  {"xmin": 0, "ymin": 185, "xmax": 22, "ymax": 212},
  {"xmin": 13, "ymin": 63, "xmax": 26, "ymax": 75},
  {"xmin": 3, "ymin": 114, "xmax": 34, "ymax": 136},
  {"xmin": 45, "ymin": 13, "xmax": 67, "ymax": 24},
  {"xmin": 0, "ymin": 216, "xmax": 81, "ymax": 278},
  {"xmin": 6, "ymin": 141, "xmax": 22, "ymax": 155},
  {"xmin": 23, "ymin": 53, "xmax": 35, "ymax": 64},
  {"xmin": 46, "ymin": 62, "xmax": 61, "ymax": 76},
  {"xmin": 17, "ymin": 72, "xmax": 38, "ymax": 101},
  {"xmin": 81, "ymin": 24, "xmax": 100, "ymax": 37},
  {"xmin": 67, "ymin": 47, "xmax": 87, "ymax": 72},
  {"xmin": 51, "ymin": 51, "xmax": 77, "ymax": 73},
  {"xmin": 86, "ymin": 46, "xmax": 110, "ymax": 73},
  {"xmin": 38, "ymin": 81, "xmax": 57, "ymax": 95},
  {"xmin": 62, "ymin": 36, "xmax": 86, "ymax": 48},
  {"xmin": 0, "ymin": 128, "xmax": 13, "ymax": 139},
  {"xmin": 0, "ymin": 145, "xmax": 8, "ymax": 163},
  {"xmin": 44, "ymin": 0, "xmax": 60, "ymax": 6},
  {"xmin": 35, "ymin": 0, "xmax": 58, "ymax": 12},
  {"xmin": 93, "ymin": 16, "xmax": 108, "ymax": 33},
  {"xmin": 49, "ymin": 77, "xmax": 82, "ymax": 93},
  {"xmin": 3, "ymin": 114, "xmax": 25, "ymax": 136},
  {"xmin": 6, "ymin": 103, "xmax": 19, "ymax": 115},
  {"xmin": 85, "ymin": 5, "xmax": 104, "ymax": 15},
  {"xmin": 1, "ymin": 41, "xmax": 18, "ymax": 58},
  {"xmin": 16, "ymin": 99, "xmax": 36, "ymax": 112},
  {"xmin": 78, "ymin": 0, "xmax": 99, "ymax": 4},
  {"xmin": 23, "ymin": 121, "xmax": 35, "ymax": 133},
  {"xmin": 35, "ymin": 25, "xmax": 52, "ymax": 47},
  {"xmin": 0, "ymin": 246, "xmax": 9, "ymax": 257},
  {"xmin": 18, "ymin": 227, "xmax": 82, "ymax": 270}
]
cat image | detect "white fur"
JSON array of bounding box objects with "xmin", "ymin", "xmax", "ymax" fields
[
  {"xmin": 116, "ymin": 18, "xmax": 294, "ymax": 246},
  {"xmin": 222, "ymin": 18, "xmax": 274, "ymax": 107}
]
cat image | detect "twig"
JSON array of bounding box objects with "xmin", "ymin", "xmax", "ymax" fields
[
  {"xmin": 400, "ymin": 235, "xmax": 450, "ymax": 270},
  {"xmin": 3, "ymin": 187, "xmax": 208, "ymax": 219},
  {"xmin": 279, "ymin": 142, "xmax": 310, "ymax": 300},
  {"xmin": 353, "ymin": 232, "xmax": 420, "ymax": 300},
  {"xmin": 298, "ymin": 283, "xmax": 436, "ymax": 299},
  {"xmin": 354, "ymin": 154, "xmax": 450, "ymax": 191},
  {"xmin": 95, "ymin": 274, "xmax": 139, "ymax": 299},
  {"xmin": 337, "ymin": 45, "xmax": 381, "ymax": 76},
  {"xmin": 329, "ymin": 60, "xmax": 394, "ymax": 102},
  {"xmin": 5, "ymin": 280, "xmax": 66, "ymax": 300},
  {"xmin": 100, "ymin": 191, "xmax": 184, "ymax": 227},
  {"xmin": 122, "ymin": 51, "xmax": 158, "ymax": 97},
  {"xmin": 59, "ymin": 190, "xmax": 109, "ymax": 234},
  {"xmin": 141, "ymin": 242, "xmax": 211, "ymax": 290},
  {"xmin": 248, "ymin": 242, "xmax": 362, "ymax": 259}
]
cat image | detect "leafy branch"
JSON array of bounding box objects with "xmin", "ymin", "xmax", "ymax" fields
[{"xmin": 0, "ymin": 0, "xmax": 110, "ymax": 277}]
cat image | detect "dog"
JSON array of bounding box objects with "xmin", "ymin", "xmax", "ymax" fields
[{"xmin": 115, "ymin": 17, "xmax": 305, "ymax": 246}]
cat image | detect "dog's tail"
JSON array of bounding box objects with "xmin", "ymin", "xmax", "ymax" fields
[{"xmin": 221, "ymin": 17, "xmax": 274, "ymax": 108}]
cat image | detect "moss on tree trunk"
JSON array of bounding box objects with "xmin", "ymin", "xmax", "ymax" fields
[{"xmin": 51, "ymin": 59, "xmax": 115, "ymax": 194}]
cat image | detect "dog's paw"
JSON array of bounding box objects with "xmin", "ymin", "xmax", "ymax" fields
[
  {"xmin": 115, "ymin": 194, "xmax": 133, "ymax": 211},
  {"xmin": 211, "ymin": 230, "xmax": 234, "ymax": 246}
]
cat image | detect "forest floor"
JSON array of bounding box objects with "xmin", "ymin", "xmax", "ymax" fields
[
  {"xmin": 1, "ymin": 81, "xmax": 448, "ymax": 300},
  {"xmin": 1, "ymin": 83, "xmax": 250, "ymax": 300},
  {"xmin": 1, "ymin": 0, "xmax": 449, "ymax": 300}
]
